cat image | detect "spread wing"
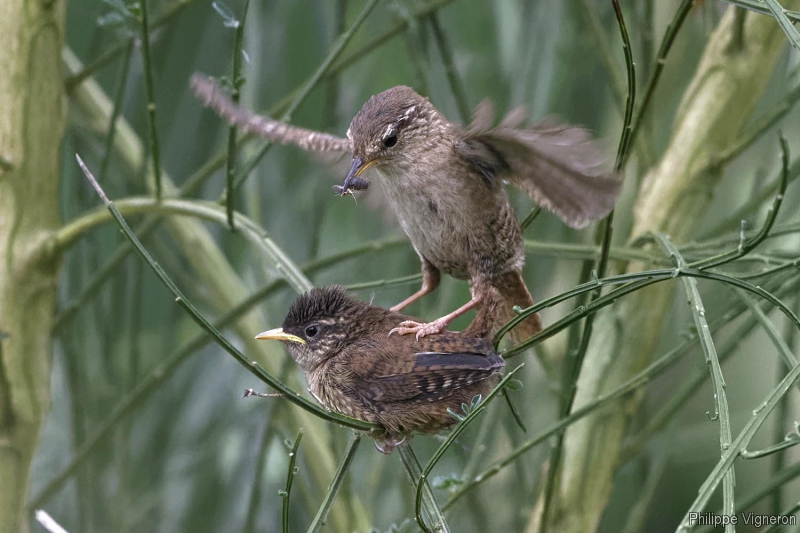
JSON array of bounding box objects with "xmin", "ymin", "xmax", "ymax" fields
[
  {"xmin": 190, "ymin": 73, "xmax": 353, "ymax": 153},
  {"xmin": 456, "ymin": 100, "xmax": 622, "ymax": 229},
  {"xmin": 355, "ymin": 348, "xmax": 505, "ymax": 406}
]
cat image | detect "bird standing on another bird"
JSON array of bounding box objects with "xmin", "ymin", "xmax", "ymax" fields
[
  {"xmin": 192, "ymin": 75, "xmax": 621, "ymax": 341},
  {"xmin": 255, "ymin": 286, "xmax": 505, "ymax": 453}
]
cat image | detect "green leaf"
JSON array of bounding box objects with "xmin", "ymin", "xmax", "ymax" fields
[
  {"xmin": 446, "ymin": 408, "xmax": 465, "ymax": 422},
  {"xmin": 505, "ymin": 379, "xmax": 524, "ymax": 391},
  {"xmin": 470, "ymin": 394, "xmax": 483, "ymax": 410}
]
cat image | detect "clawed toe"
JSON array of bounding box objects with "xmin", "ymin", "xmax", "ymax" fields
[
  {"xmin": 388, "ymin": 319, "xmax": 447, "ymax": 340},
  {"xmin": 374, "ymin": 435, "xmax": 406, "ymax": 455}
]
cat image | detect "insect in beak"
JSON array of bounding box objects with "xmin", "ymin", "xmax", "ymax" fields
[{"xmin": 336, "ymin": 156, "xmax": 375, "ymax": 196}]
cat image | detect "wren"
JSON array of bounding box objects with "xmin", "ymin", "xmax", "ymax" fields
[
  {"xmin": 255, "ymin": 286, "xmax": 505, "ymax": 453},
  {"xmin": 193, "ymin": 75, "xmax": 621, "ymax": 340}
]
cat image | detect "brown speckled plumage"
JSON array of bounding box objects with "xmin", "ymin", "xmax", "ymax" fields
[{"xmin": 264, "ymin": 286, "xmax": 504, "ymax": 451}]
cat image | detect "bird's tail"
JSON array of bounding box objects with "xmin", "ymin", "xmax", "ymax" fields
[{"xmin": 494, "ymin": 271, "xmax": 543, "ymax": 343}]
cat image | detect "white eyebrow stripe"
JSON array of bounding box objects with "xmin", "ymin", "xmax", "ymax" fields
[
  {"xmin": 401, "ymin": 106, "xmax": 416, "ymax": 120},
  {"xmin": 383, "ymin": 124, "xmax": 394, "ymax": 139}
]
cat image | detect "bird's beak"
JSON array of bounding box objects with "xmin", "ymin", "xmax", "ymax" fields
[
  {"xmin": 338, "ymin": 156, "xmax": 376, "ymax": 194},
  {"xmin": 255, "ymin": 328, "xmax": 306, "ymax": 345}
]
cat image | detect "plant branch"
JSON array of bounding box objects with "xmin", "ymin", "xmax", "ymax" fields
[
  {"xmin": 306, "ymin": 433, "xmax": 362, "ymax": 533},
  {"xmin": 657, "ymin": 234, "xmax": 736, "ymax": 533},
  {"xmin": 415, "ymin": 366, "xmax": 523, "ymax": 533},
  {"xmin": 282, "ymin": 430, "xmax": 303, "ymax": 533},
  {"xmin": 74, "ymin": 155, "xmax": 374, "ymax": 430},
  {"xmin": 138, "ymin": 0, "xmax": 162, "ymax": 200},
  {"xmin": 398, "ymin": 444, "xmax": 450, "ymax": 533}
]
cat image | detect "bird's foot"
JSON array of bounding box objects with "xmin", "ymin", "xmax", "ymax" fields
[
  {"xmin": 388, "ymin": 318, "xmax": 448, "ymax": 340},
  {"xmin": 374, "ymin": 436, "xmax": 406, "ymax": 455}
]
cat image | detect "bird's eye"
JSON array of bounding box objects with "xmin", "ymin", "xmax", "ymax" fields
[
  {"xmin": 305, "ymin": 325, "xmax": 319, "ymax": 338},
  {"xmin": 383, "ymin": 132, "xmax": 397, "ymax": 148}
]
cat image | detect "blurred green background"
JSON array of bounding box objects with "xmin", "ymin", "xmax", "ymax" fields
[{"xmin": 24, "ymin": 0, "xmax": 800, "ymax": 532}]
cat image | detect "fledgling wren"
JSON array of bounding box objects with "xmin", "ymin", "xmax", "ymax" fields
[
  {"xmin": 192, "ymin": 75, "xmax": 621, "ymax": 340},
  {"xmin": 255, "ymin": 286, "xmax": 505, "ymax": 453}
]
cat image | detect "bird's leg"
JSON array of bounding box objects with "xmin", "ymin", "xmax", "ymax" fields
[
  {"xmin": 390, "ymin": 259, "xmax": 440, "ymax": 312},
  {"xmin": 390, "ymin": 295, "xmax": 482, "ymax": 340}
]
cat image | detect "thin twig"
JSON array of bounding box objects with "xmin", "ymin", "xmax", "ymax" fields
[
  {"xmin": 446, "ymin": 330, "xmax": 697, "ymax": 509},
  {"xmin": 692, "ymin": 135, "xmax": 789, "ymax": 270},
  {"xmin": 429, "ymin": 12, "xmax": 470, "ymax": 122},
  {"xmin": 227, "ymin": 0, "xmax": 382, "ymax": 196},
  {"xmin": 623, "ymin": 275, "xmax": 800, "ymax": 460},
  {"xmin": 734, "ymin": 290, "xmax": 799, "ymax": 383},
  {"xmin": 74, "ymin": 155, "xmax": 375, "ymax": 430},
  {"xmin": 446, "ymin": 272, "xmax": 800, "ymax": 509},
  {"xmin": 33, "ymin": 239, "xmax": 408, "ymax": 510},
  {"xmin": 696, "ymin": 461, "xmax": 800, "ymax": 533},
  {"xmin": 282, "ymin": 430, "xmax": 303, "ymax": 533},
  {"xmin": 224, "ymin": 0, "xmax": 251, "ymax": 230},
  {"xmin": 625, "ymin": 0, "xmax": 693, "ymax": 163},
  {"xmin": 763, "ymin": 0, "xmax": 800, "ymax": 51},
  {"xmin": 720, "ymin": 0, "xmax": 800, "ymax": 22},
  {"xmin": 676, "ymin": 360, "xmax": 800, "ymax": 531},
  {"xmin": 414, "ymin": 367, "xmax": 523, "ymax": 533},
  {"xmin": 398, "ymin": 444, "xmax": 450, "ymax": 533},
  {"xmin": 497, "ymin": 258, "xmax": 800, "ymax": 358},
  {"xmin": 306, "ymin": 433, "xmax": 362, "ymax": 533},
  {"xmin": 519, "ymin": 207, "xmax": 542, "ymax": 232},
  {"xmin": 59, "ymin": 0, "xmax": 462, "ymax": 323},
  {"xmin": 705, "ymin": 84, "xmax": 800, "ymax": 178},
  {"xmin": 65, "ymin": 0, "xmax": 199, "ymax": 91},
  {"xmin": 138, "ymin": 0, "xmax": 163, "ymax": 200},
  {"xmin": 658, "ymin": 234, "xmax": 736, "ymax": 533}
]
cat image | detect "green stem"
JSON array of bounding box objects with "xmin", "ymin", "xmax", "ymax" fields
[
  {"xmin": 224, "ymin": 0, "xmax": 250, "ymax": 230},
  {"xmin": 65, "ymin": 0, "xmax": 199, "ymax": 91},
  {"xmin": 228, "ymin": 0, "xmax": 382, "ymax": 195},
  {"xmin": 414, "ymin": 367, "xmax": 523, "ymax": 533},
  {"xmin": 429, "ymin": 12, "xmax": 470, "ymax": 122},
  {"xmin": 306, "ymin": 433, "xmax": 362, "ymax": 533},
  {"xmin": 75, "ymin": 156, "xmax": 374, "ymax": 431},
  {"xmin": 696, "ymin": 461, "xmax": 800, "ymax": 533},
  {"xmin": 625, "ymin": 0, "xmax": 693, "ymax": 163},
  {"xmin": 32, "ymin": 239, "xmax": 406, "ymax": 511},
  {"xmin": 138, "ymin": 0, "xmax": 162, "ymax": 200},
  {"xmin": 282, "ymin": 430, "xmax": 303, "ymax": 533},
  {"xmin": 398, "ymin": 444, "xmax": 450, "ymax": 533},
  {"xmin": 720, "ymin": 0, "xmax": 800, "ymax": 21},
  {"xmin": 658, "ymin": 235, "xmax": 735, "ymax": 533},
  {"xmin": 677, "ymin": 360, "xmax": 800, "ymax": 531},
  {"xmin": 448, "ymin": 271, "xmax": 800, "ymax": 509},
  {"xmin": 763, "ymin": 0, "xmax": 800, "ymax": 51}
]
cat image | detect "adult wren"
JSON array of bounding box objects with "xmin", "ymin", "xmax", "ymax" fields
[
  {"xmin": 255, "ymin": 286, "xmax": 505, "ymax": 453},
  {"xmin": 192, "ymin": 75, "xmax": 621, "ymax": 340}
]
